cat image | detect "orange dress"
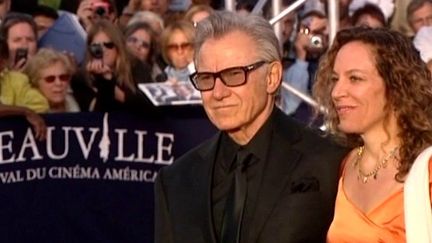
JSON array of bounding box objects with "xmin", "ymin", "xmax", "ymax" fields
[{"xmin": 327, "ymin": 159, "xmax": 432, "ymax": 243}]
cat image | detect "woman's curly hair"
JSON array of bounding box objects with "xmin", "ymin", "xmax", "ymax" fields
[{"xmin": 313, "ymin": 27, "xmax": 432, "ymax": 181}]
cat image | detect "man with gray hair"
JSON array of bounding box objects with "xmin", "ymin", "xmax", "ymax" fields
[
  {"xmin": 155, "ymin": 11, "xmax": 346, "ymax": 243},
  {"xmin": 407, "ymin": 0, "xmax": 432, "ymax": 34}
]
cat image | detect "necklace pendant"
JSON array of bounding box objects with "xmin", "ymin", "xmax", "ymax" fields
[{"xmin": 362, "ymin": 176, "xmax": 368, "ymax": 184}]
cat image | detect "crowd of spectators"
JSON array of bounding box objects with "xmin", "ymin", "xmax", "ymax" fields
[{"xmin": 0, "ymin": 0, "xmax": 431, "ymax": 127}]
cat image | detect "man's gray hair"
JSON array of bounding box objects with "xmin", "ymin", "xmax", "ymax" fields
[
  {"xmin": 407, "ymin": 0, "xmax": 432, "ymax": 21},
  {"xmin": 194, "ymin": 11, "xmax": 281, "ymax": 65}
]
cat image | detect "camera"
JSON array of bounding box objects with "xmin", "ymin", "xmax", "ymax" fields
[
  {"xmin": 300, "ymin": 26, "xmax": 324, "ymax": 49},
  {"xmin": 89, "ymin": 44, "xmax": 103, "ymax": 59},
  {"xmin": 15, "ymin": 48, "xmax": 28, "ymax": 65},
  {"xmin": 309, "ymin": 35, "xmax": 323, "ymax": 49},
  {"xmin": 93, "ymin": 2, "xmax": 110, "ymax": 17}
]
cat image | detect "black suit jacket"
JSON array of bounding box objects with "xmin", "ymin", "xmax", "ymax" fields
[{"xmin": 155, "ymin": 109, "xmax": 348, "ymax": 243}]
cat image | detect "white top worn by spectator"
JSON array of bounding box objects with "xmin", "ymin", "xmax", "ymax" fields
[
  {"xmin": 413, "ymin": 26, "xmax": 432, "ymax": 63},
  {"xmin": 349, "ymin": 0, "xmax": 395, "ymax": 20}
]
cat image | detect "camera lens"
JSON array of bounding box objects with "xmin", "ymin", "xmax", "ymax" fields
[
  {"xmin": 95, "ymin": 7, "xmax": 106, "ymax": 16},
  {"xmin": 310, "ymin": 35, "xmax": 323, "ymax": 48},
  {"xmin": 90, "ymin": 44, "xmax": 104, "ymax": 59}
]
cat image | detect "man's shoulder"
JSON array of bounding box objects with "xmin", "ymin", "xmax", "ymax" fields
[
  {"xmin": 160, "ymin": 133, "xmax": 219, "ymax": 176},
  {"xmin": 274, "ymin": 110, "xmax": 346, "ymax": 153}
]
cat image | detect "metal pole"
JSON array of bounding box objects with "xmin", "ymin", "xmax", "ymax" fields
[
  {"xmin": 272, "ymin": 0, "xmax": 282, "ymax": 45},
  {"xmin": 281, "ymin": 83, "xmax": 317, "ymax": 109},
  {"xmin": 327, "ymin": 0, "xmax": 339, "ymax": 45},
  {"xmin": 252, "ymin": 0, "xmax": 268, "ymax": 14},
  {"xmin": 281, "ymin": 82, "xmax": 326, "ymax": 113},
  {"xmin": 269, "ymin": 0, "xmax": 307, "ymax": 25},
  {"xmin": 224, "ymin": 0, "xmax": 235, "ymax": 11}
]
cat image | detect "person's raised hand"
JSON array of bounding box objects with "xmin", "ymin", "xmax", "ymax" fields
[
  {"xmin": 86, "ymin": 59, "xmax": 113, "ymax": 80},
  {"xmin": 24, "ymin": 109, "xmax": 47, "ymax": 141},
  {"xmin": 77, "ymin": 0, "xmax": 94, "ymax": 31}
]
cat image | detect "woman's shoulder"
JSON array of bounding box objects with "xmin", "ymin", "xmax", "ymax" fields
[
  {"xmin": 339, "ymin": 148, "xmax": 357, "ymax": 177},
  {"xmin": 1, "ymin": 70, "xmax": 29, "ymax": 83},
  {"xmin": 0, "ymin": 71, "xmax": 34, "ymax": 93}
]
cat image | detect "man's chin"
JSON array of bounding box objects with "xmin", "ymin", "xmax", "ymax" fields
[{"xmin": 213, "ymin": 122, "xmax": 241, "ymax": 133}]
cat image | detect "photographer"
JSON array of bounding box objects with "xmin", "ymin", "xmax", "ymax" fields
[
  {"xmin": 279, "ymin": 0, "xmax": 328, "ymax": 119},
  {"xmin": 76, "ymin": 0, "xmax": 117, "ymax": 32},
  {"xmin": 72, "ymin": 19, "xmax": 155, "ymax": 113},
  {"xmin": 0, "ymin": 27, "xmax": 49, "ymax": 114},
  {"xmin": 0, "ymin": 12, "xmax": 38, "ymax": 71}
]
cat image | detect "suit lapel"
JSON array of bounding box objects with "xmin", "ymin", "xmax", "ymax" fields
[
  {"xmin": 193, "ymin": 133, "xmax": 222, "ymax": 243},
  {"xmin": 248, "ymin": 111, "xmax": 303, "ymax": 242}
]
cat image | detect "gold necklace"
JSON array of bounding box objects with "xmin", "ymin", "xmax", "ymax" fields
[{"xmin": 352, "ymin": 146, "xmax": 399, "ymax": 184}]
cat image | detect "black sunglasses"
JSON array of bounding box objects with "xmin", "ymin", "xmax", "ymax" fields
[
  {"xmin": 127, "ymin": 36, "xmax": 150, "ymax": 49},
  {"xmin": 167, "ymin": 42, "xmax": 191, "ymax": 52},
  {"xmin": 190, "ymin": 61, "xmax": 267, "ymax": 91},
  {"xmin": 42, "ymin": 74, "xmax": 71, "ymax": 83},
  {"xmin": 90, "ymin": 42, "xmax": 115, "ymax": 49}
]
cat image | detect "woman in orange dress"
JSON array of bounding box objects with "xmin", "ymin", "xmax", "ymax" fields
[{"xmin": 313, "ymin": 27, "xmax": 432, "ymax": 242}]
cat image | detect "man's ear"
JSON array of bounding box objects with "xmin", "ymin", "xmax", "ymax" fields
[{"xmin": 266, "ymin": 61, "xmax": 282, "ymax": 94}]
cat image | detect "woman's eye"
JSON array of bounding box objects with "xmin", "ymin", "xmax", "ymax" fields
[{"xmin": 349, "ymin": 76, "xmax": 362, "ymax": 82}]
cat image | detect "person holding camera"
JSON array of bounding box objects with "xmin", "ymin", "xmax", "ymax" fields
[
  {"xmin": 0, "ymin": 23, "xmax": 49, "ymax": 114},
  {"xmin": 0, "ymin": 12, "xmax": 38, "ymax": 71},
  {"xmin": 72, "ymin": 19, "xmax": 155, "ymax": 113},
  {"xmin": 76, "ymin": 0, "xmax": 117, "ymax": 32},
  {"xmin": 279, "ymin": 0, "xmax": 328, "ymax": 121},
  {"xmin": 0, "ymin": 42, "xmax": 47, "ymax": 139}
]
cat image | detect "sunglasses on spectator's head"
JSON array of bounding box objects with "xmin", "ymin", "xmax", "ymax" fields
[
  {"xmin": 42, "ymin": 74, "xmax": 71, "ymax": 83},
  {"xmin": 127, "ymin": 36, "xmax": 150, "ymax": 49},
  {"xmin": 91, "ymin": 42, "xmax": 115, "ymax": 49}
]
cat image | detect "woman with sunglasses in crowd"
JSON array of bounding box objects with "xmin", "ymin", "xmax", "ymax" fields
[
  {"xmin": 72, "ymin": 19, "xmax": 154, "ymax": 112},
  {"xmin": 124, "ymin": 21, "xmax": 163, "ymax": 82},
  {"xmin": 158, "ymin": 20, "xmax": 195, "ymax": 83},
  {"xmin": 24, "ymin": 48, "xmax": 80, "ymax": 113}
]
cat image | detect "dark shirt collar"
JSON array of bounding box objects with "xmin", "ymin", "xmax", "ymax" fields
[
  {"xmin": 220, "ymin": 133, "xmax": 241, "ymax": 171},
  {"xmin": 220, "ymin": 109, "xmax": 275, "ymax": 170}
]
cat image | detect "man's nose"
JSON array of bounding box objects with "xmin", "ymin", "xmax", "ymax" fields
[{"xmin": 212, "ymin": 77, "xmax": 230, "ymax": 100}]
